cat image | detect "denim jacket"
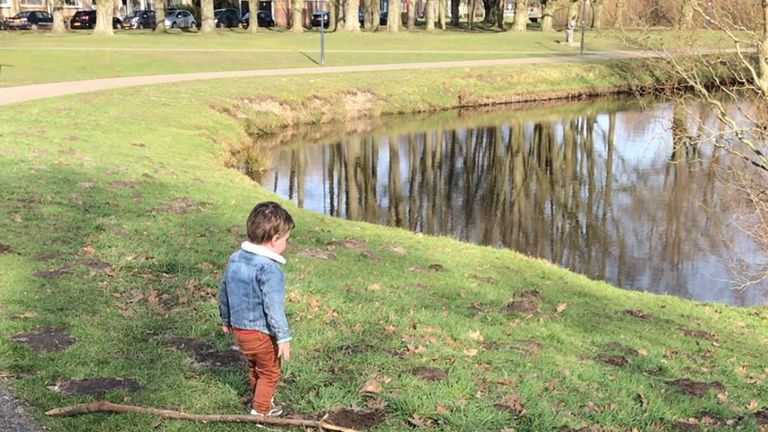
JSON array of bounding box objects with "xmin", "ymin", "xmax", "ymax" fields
[{"xmin": 218, "ymin": 241, "xmax": 292, "ymax": 343}]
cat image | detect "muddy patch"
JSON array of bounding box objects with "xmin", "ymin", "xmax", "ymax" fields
[
  {"xmin": 325, "ymin": 239, "xmax": 367, "ymax": 249},
  {"xmin": 164, "ymin": 337, "xmax": 242, "ymax": 367},
  {"xmin": 78, "ymin": 259, "xmax": 113, "ymax": 271},
  {"xmin": 0, "ymin": 243, "xmax": 12, "ymax": 254},
  {"xmin": 596, "ymin": 354, "xmax": 630, "ymax": 366},
  {"xmin": 410, "ymin": 367, "xmax": 448, "ymax": 381},
  {"xmin": 12, "ymin": 327, "xmax": 74, "ymax": 352},
  {"xmin": 323, "ymin": 407, "xmax": 384, "ymax": 430},
  {"xmin": 149, "ymin": 197, "xmax": 208, "ymax": 215},
  {"xmin": 33, "ymin": 266, "xmax": 71, "ymax": 279},
  {"xmin": 753, "ymin": 407, "xmax": 768, "ymax": 424},
  {"xmin": 494, "ymin": 392, "xmax": 525, "ymax": 415},
  {"xmin": 360, "ymin": 251, "xmax": 381, "ymax": 261},
  {"xmin": 667, "ymin": 378, "xmax": 725, "ymax": 397},
  {"xmin": 679, "ymin": 328, "xmax": 717, "ymax": 341},
  {"xmin": 295, "ymin": 247, "xmax": 338, "ymax": 260},
  {"xmin": 603, "ymin": 342, "xmax": 641, "ymax": 356},
  {"xmin": 623, "ymin": 309, "xmax": 653, "ymax": 320},
  {"xmin": 33, "ymin": 251, "xmax": 62, "ymax": 262},
  {"xmin": 48, "ymin": 377, "xmax": 141, "ymax": 396},
  {"xmin": 504, "ymin": 299, "xmax": 539, "ymax": 314},
  {"xmin": 510, "ymin": 339, "xmax": 544, "ymax": 354}
]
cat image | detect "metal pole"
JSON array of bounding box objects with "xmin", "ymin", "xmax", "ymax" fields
[{"xmin": 579, "ymin": 0, "xmax": 586, "ymax": 55}]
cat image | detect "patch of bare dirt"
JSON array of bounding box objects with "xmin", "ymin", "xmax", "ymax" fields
[
  {"xmin": 324, "ymin": 407, "xmax": 384, "ymax": 430},
  {"xmin": 360, "ymin": 251, "xmax": 381, "ymax": 261},
  {"xmin": 678, "ymin": 328, "xmax": 717, "ymax": 341},
  {"xmin": 410, "ymin": 367, "xmax": 448, "ymax": 381},
  {"xmin": 294, "ymin": 247, "xmax": 338, "ymax": 260},
  {"xmin": 164, "ymin": 337, "xmax": 243, "ymax": 367},
  {"xmin": 671, "ymin": 421, "xmax": 702, "ymax": 432},
  {"xmin": 596, "ymin": 354, "xmax": 629, "ymax": 367},
  {"xmin": 48, "ymin": 377, "xmax": 141, "ymax": 396},
  {"xmin": 517, "ymin": 289, "xmax": 543, "ymax": 299},
  {"xmin": 753, "ymin": 407, "xmax": 768, "ymax": 424},
  {"xmin": 428, "ymin": 264, "xmax": 445, "ymax": 272},
  {"xmin": 504, "ymin": 300, "xmax": 540, "ymax": 314},
  {"xmin": 109, "ymin": 179, "xmax": 141, "ymax": 189},
  {"xmin": 32, "ymin": 266, "xmax": 70, "ymax": 279},
  {"xmin": 511, "ymin": 339, "xmax": 543, "ymax": 354},
  {"xmin": 471, "ymin": 274, "xmax": 496, "ymax": 284},
  {"xmin": 11, "ymin": 327, "xmax": 74, "ymax": 352},
  {"xmin": 325, "ymin": 239, "xmax": 367, "ymax": 249},
  {"xmin": 623, "ymin": 309, "xmax": 653, "ymax": 320},
  {"xmin": 33, "ymin": 251, "xmax": 62, "ymax": 261},
  {"xmin": 149, "ymin": 197, "xmax": 209, "ymax": 215},
  {"xmin": 667, "ymin": 378, "xmax": 725, "ymax": 397},
  {"xmin": 0, "ymin": 243, "xmax": 12, "ymax": 254},
  {"xmin": 79, "ymin": 259, "xmax": 113, "ymax": 271},
  {"xmin": 494, "ymin": 392, "xmax": 525, "ymax": 415},
  {"xmin": 603, "ymin": 342, "xmax": 641, "ymax": 356}
]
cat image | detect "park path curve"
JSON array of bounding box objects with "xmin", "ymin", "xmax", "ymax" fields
[{"xmin": 0, "ymin": 51, "xmax": 644, "ymax": 106}]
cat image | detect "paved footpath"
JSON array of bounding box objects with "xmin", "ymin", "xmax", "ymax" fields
[
  {"xmin": 0, "ymin": 379, "xmax": 44, "ymax": 432},
  {"xmin": 0, "ymin": 51, "xmax": 644, "ymax": 107}
]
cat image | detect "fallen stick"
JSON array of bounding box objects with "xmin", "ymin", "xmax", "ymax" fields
[{"xmin": 46, "ymin": 400, "xmax": 358, "ymax": 432}]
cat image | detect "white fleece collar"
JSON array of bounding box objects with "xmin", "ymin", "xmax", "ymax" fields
[{"xmin": 241, "ymin": 241, "xmax": 286, "ymax": 264}]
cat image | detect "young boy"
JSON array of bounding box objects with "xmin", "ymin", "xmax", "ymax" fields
[{"xmin": 218, "ymin": 201, "xmax": 294, "ymax": 417}]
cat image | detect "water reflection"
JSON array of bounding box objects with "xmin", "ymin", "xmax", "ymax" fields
[{"xmin": 253, "ymin": 98, "xmax": 767, "ymax": 306}]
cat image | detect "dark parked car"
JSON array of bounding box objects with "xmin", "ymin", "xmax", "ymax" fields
[
  {"xmin": 123, "ymin": 10, "xmax": 156, "ymax": 29},
  {"xmin": 358, "ymin": 10, "xmax": 387, "ymax": 26},
  {"xmin": 5, "ymin": 11, "xmax": 53, "ymax": 30},
  {"xmin": 310, "ymin": 11, "xmax": 329, "ymax": 28},
  {"xmin": 70, "ymin": 10, "xmax": 122, "ymax": 29},
  {"xmin": 240, "ymin": 11, "xmax": 274, "ymax": 29},
  {"xmin": 214, "ymin": 8, "xmax": 240, "ymax": 28}
]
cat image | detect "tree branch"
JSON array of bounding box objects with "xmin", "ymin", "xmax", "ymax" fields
[{"xmin": 46, "ymin": 401, "xmax": 359, "ymax": 432}]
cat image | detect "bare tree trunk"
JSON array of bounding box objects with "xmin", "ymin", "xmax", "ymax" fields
[
  {"xmin": 51, "ymin": 0, "xmax": 66, "ymax": 33},
  {"xmin": 495, "ymin": 0, "xmax": 504, "ymax": 30},
  {"xmin": 201, "ymin": 0, "xmax": 214, "ymax": 32},
  {"xmin": 468, "ymin": 0, "xmax": 476, "ymax": 29},
  {"xmin": 540, "ymin": 0, "xmax": 557, "ymax": 32},
  {"xmin": 613, "ymin": 0, "xmax": 623, "ymax": 28},
  {"xmin": 363, "ymin": 0, "xmax": 373, "ymax": 28},
  {"xmin": 93, "ymin": 0, "xmax": 114, "ymax": 35},
  {"xmin": 510, "ymin": 0, "xmax": 526, "ymax": 31},
  {"xmin": 343, "ymin": 0, "xmax": 361, "ymax": 31},
  {"xmin": 567, "ymin": 0, "xmax": 579, "ymax": 23},
  {"xmin": 154, "ymin": 0, "xmax": 165, "ymax": 31},
  {"xmin": 450, "ymin": 0, "xmax": 459, "ymax": 26},
  {"xmin": 371, "ymin": 0, "xmax": 381, "ymax": 31},
  {"xmin": 248, "ymin": 0, "xmax": 259, "ymax": 32},
  {"xmin": 329, "ymin": 0, "xmax": 338, "ymax": 31},
  {"xmin": 591, "ymin": 0, "xmax": 603, "ymax": 29},
  {"xmin": 760, "ymin": 0, "xmax": 768, "ymax": 97},
  {"xmin": 680, "ymin": 0, "xmax": 695, "ymax": 29},
  {"xmin": 438, "ymin": 0, "xmax": 446, "ymax": 29},
  {"xmin": 291, "ymin": 0, "xmax": 304, "ymax": 31},
  {"xmin": 387, "ymin": 0, "xmax": 401, "ymax": 31},
  {"xmin": 408, "ymin": 0, "xmax": 416, "ymax": 31},
  {"xmin": 425, "ymin": 0, "xmax": 434, "ymax": 31}
]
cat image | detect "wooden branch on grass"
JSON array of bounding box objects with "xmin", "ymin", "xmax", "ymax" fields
[{"xmin": 46, "ymin": 400, "xmax": 358, "ymax": 432}]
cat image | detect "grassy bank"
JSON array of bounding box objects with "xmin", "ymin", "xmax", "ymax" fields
[{"xmin": 1, "ymin": 55, "xmax": 767, "ymax": 432}]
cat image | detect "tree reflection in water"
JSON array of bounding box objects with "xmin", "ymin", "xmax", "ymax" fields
[{"xmin": 257, "ymin": 98, "xmax": 766, "ymax": 305}]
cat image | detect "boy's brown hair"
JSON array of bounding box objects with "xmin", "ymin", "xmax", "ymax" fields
[{"xmin": 246, "ymin": 201, "xmax": 295, "ymax": 244}]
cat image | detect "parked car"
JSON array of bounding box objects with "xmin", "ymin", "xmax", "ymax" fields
[
  {"xmin": 164, "ymin": 9, "xmax": 196, "ymax": 29},
  {"xmin": 214, "ymin": 8, "xmax": 240, "ymax": 28},
  {"xmin": 240, "ymin": 11, "xmax": 274, "ymax": 29},
  {"xmin": 358, "ymin": 10, "xmax": 387, "ymax": 27},
  {"xmin": 310, "ymin": 11, "xmax": 329, "ymax": 28},
  {"xmin": 123, "ymin": 10, "xmax": 156, "ymax": 29},
  {"xmin": 70, "ymin": 10, "xmax": 122, "ymax": 29},
  {"xmin": 5, "ymin": 11, "xmax": 53, "ymax": 30}
]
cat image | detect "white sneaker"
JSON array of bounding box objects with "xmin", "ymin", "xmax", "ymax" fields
[{"xmin": 250, "ymin": 405, "xmax": 283, "ymax": 417}]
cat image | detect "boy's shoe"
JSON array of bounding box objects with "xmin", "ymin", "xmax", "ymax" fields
[{"xmin": 250, "ymin": 405, "xmax": 283, "ymax": 417}]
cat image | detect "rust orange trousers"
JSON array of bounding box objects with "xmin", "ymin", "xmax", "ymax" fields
[{"xmin": 234, "ymin": 329, "xmax": 281, "ymax": 414}]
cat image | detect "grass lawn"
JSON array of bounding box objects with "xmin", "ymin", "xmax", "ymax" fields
[
  {"xmin": 0, "ymin": 27, "xmax": 737, "ymax": 87},
  {"xmin": 0, "ymin": 33, "xmax": 767, "ymax": 431}
]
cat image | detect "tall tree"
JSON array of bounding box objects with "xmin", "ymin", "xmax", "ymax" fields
[
  {"xmin": 613, "ymin": 0, "xmax": 623, "ymax": 28},
  {"xmin": 201, "ymin": 0, "xmax": 214, "ymax": 32},
  {"xmin": 510, "ymin": 0, "xmax": 526, "ymax": 31},
  {"xmin": 540, "ymin": 0, "xmax": 560, "ymax": 32},
  {"xmin": 387, "ymin": 0, "xmax": 401, "ymax": 31},
  {"xmin": 248, "ymin": 0, "xmax": 259, "ymax": 32},
  {"xmin": 591, "ymin": 0, "xmax": 604, "ymax": 29},
  {"xmin": 371, "ymin": 0, "xmax": 381, "ymax": 31},
  {"xmin": 438, "ymin": 0, "xmax": 446, "ymax": 29},
  {"xmin": 425, "ymin": 0, "xmax": 435, "ymax": 31},
  {"xmin": 450, "ymin": 0, "xmax": 459, "ymax": 26},
  {"xmin": 291, "ymin": 0, "xmax": 304, "ymax": 31},
  {"xmin": 407, "ymin": 0, "xmax": 415, "ymax": 30},
  {"xmin": 680, "ymin": 0, "xmax": 695, "ymax": 29},
  {"xmin": 759, "ymin": 0, "xmax": 768, "ymax": 96},
  {"xmin": 51, "ymin": 0, "xmax": 66, "ymax": 33},
  {"xmin": 93, "ymin": 0, "xmax": 115, "ymax": 36},
  {"xmin": 344, "ymin": 0, "xmax": 361, "ymax": 31},
  {"xmin": 154, "ymin": 0, "xmax": 166, "ymax": 31}
]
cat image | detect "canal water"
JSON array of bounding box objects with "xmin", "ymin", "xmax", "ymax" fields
[{"xmin": 249, "ymin": 96, "xmax": 767, "ymax": 306}]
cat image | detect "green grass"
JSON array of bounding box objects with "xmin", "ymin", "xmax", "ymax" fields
[
  {"xmin": 0, "ymin": 36, "xmax": 766, "ymax": 431},
  {"xmin": 0, "ymin": 28, "xmax": 730, "ymax": 87}
]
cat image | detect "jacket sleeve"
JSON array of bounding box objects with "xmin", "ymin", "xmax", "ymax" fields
[
  {"xmin": 260, "ymin": 264, "xmax": 292, "ymax": 343},
  {"xmin": 218, "ymin": 266, "xmax": 231, "ymax": 326}
]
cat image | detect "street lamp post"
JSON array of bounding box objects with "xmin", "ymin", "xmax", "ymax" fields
[
  {"xmin": 579, "ymin": 0, "xmax": 587, "ymax": 55},
  {"xmin": 319, "ymin": 0, "xmax": 326, "ymax": 65}
]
